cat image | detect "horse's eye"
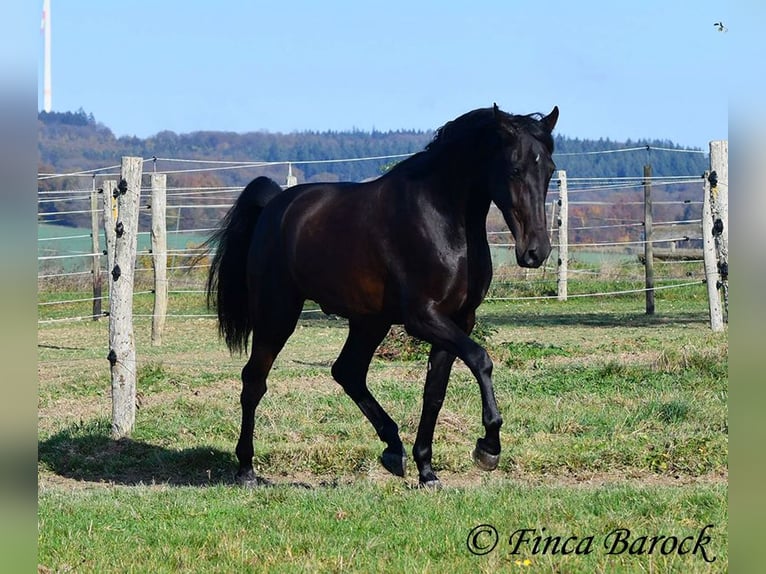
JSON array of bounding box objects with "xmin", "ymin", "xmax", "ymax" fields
[{"xmin": 510, "ymin": 167, "xmax": 521, "ymax": 178}]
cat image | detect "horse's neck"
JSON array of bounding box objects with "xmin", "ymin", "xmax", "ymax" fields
[
  {"xmin": 464, "ymin": 189, "xmax": 492, "ymax": 255},
  {"xmin": 426, "ymin": 173, "xmax": 493, "ymax": 271},
  {"xmin": 393, "ymin": 159, "xmax": 491, "ymax": 243},
  {"xmin": 466, "ymin": 184, "xmax": 491, "ymax": 227},
  {"xmin": 457, "ymin": 181, "xmax": 495, "ymax": 296},
  {"xmin": 442, "ymin": 173, "xmax": 492, "ymax": 241}
]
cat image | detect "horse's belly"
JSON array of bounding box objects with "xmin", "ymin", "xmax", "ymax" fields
[{"xmin": 295, "ymin": 256, "xmax": 389, "ymax": 317}]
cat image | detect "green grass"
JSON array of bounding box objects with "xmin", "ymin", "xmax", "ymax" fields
[
  {"xmin": 38, "ymin": 483, "xmax": 726, "ymax": 573},
  {"xmin": 38, "ymin": 289, "xmax": 727, "ymax": 572}
]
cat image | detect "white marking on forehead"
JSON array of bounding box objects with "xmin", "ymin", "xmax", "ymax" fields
[{"xmin": 535, "ymin": 153, "xmax": 541, "ymax": 163}]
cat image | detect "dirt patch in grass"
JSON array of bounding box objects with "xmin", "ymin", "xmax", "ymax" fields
[{"xmin": 38, "ymin": 462, "xmax": 728, "ymax": 493}]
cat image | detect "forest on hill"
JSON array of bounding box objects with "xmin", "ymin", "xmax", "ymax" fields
[
  {"xmin": 38, "ymin": 109, "xmax": 708, "ymax": 181},
  {"xmin": 38, "ymin": 109, "xmax": 710, "ymax": 238}
]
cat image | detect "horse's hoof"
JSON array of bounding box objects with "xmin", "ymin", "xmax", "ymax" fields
[
  {"xmin": 472, "ymin": 442, "xmax": 500, "ymax": 471},
  {"xmin": 380, "ymin": 450, "xmax": 407, "ymax": 477},
  {"xmin": 418, "ymin": 478, "xmax": 443, "ymax": 490},
  {"xmin": 236, "ymin": 470, "xmax": 272, "ymax": 488}
]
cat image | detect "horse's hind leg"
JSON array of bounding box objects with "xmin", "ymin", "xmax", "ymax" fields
[
  {"xmin": 235, "ymin": 344, "xmax": 274, "ymax": 485},
  {"xmin": 331, "ymin": 318, "xmax": 406, "ymax": 477},
  {"xmin": 236, "ymin": 298, "xmax": 303, "ymax": 486}
]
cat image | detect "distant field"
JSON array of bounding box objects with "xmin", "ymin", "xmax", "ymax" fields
[
  {"xmin": 38, "ymin": 223, "xmax": 212, "ymax": 274},
  {"xmin": 38, "ymin": 289, "xmax": 727, "ymax": 572},
  {"xmin": 491, "ymin": 245, "xmax": 638, "ymax": 268},
  {"xmin": 39, "ymin": 223, "xmax": 651, "ymax": 285}
]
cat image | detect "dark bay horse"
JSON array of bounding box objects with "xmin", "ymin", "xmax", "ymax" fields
[{"xmin": 206, "ymin": 104, "xmax": 559, "ymax": 488}]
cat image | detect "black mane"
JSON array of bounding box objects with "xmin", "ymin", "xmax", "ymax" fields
[
  {"xmin": 389, "ymin": 106, "xmax": 553, "ymax": 180},
  {"xmin": 427, "ymin": 107, "xmax": 554, "ymax": 155}
]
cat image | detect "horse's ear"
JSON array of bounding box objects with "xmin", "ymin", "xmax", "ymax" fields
[
  {"xmin": 541, "ymin": 106, "xmax": 559, "ymax": 133},
  {"xmin": 493, "ymin": 102, "xmax": 500, "ymax": 118}
]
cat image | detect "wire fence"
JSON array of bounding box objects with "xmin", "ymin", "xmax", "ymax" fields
[{"xmin": 38, "ymin": 146, "xmax": 711, "ymax": 325}]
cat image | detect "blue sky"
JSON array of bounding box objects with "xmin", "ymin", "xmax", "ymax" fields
[{"xmin": 33, "ymin": 1, "xmax": 739, "ymax": 148}]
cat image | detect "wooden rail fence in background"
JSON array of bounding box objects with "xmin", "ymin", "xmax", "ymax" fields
[{"xmin": 64, "ymin": 145, "xmax": 729, "ymax": 437}]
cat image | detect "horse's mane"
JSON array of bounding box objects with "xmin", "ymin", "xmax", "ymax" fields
[
  {"xmin": 387, "ymin": 106, "xmax": 554, "ymax": 180},
  {"xmin": 426, "ymin": 107, "xmax": 554, "ymax": 155}
]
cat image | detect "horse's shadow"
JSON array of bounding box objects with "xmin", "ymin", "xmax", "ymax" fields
[
  {"xmin": 37, "ymin": 421, "xmax": 312, "ymax": 489},
  {"xmin": 480, "ymin": 310, "xmax": 706, "ymax": 329}
]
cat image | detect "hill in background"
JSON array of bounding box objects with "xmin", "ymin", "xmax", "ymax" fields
[
  {"xmin": 38, "ymin": 109, "xmax": 707, "ymax": 184},
  {"xmin": 38, "ymin": 109, "xmax": 709, "ymax": 238}
]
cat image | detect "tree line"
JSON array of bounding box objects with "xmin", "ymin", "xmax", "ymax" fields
[{"xmin": 38, "ymin": 109, "xmax": 708, "ymax": 235}]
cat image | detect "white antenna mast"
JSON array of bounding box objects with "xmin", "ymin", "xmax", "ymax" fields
[{"xmin": 42, "ymin": 0, "xmax": 52, "ymax": 112}]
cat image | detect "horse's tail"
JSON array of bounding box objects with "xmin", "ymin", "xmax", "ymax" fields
[{"xmin": 205, "ymin": 176, "xmax": 283, "ymax": 354}]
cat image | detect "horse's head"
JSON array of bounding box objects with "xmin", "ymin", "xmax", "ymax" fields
[{"xmin": 488, "ymin": 105, "xmax": 558, "ymax": 268}]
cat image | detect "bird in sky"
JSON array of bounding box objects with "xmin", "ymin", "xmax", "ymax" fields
[{"xmin": 714, "ymin": 21, "xmax": 727, "ymax": 32}]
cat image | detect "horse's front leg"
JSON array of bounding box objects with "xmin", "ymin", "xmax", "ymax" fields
[
  {"xmin": 413, "ymin": 345, "xmax": 456, "ymax": 488},
  {"xmin": 406, "ymin": 306, "xmax": 503, "ymax": 475}
]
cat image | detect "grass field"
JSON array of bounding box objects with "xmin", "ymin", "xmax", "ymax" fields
[
  {"xmin": 38, "ymin": 223, "xmax": 210, "ymax": 275},
  {"xmin": 38, "ymin": 286, "xmax": 727, "ymax": 572}
]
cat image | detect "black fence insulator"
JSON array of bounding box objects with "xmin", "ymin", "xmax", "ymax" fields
[
  {"xmin": 708, "ymin": 171, "xmax": 718, "ymax": 188},
  {"xmin": 111, "ymin": 264, "xmax": 121, "ymax": 281},
  {"xmin": 117, "ymin": 178, "xmax": 128, "ymax": 195},
  {"xmin": 115, "ymin": 221, "xmax": 124, "ymax": 238},
  {"xmin": 107, "ymin": 349, "xmax": 117, "ymax": 366},
  {"xmin": 718, "ymin": 261, "xmax": 728, "ymax": 279},
  {"xmin": 712, "ymin": 218, "xmax": 724, "ymax": 236}
]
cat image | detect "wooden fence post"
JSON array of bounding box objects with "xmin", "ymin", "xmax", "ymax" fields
[
  {"xmin": 556, "ymin": 170, "xmax": 568, "ymax": 301},
  {"xmin": 542, "ymin": 198, "xmax": 556, "ymax": 282},
  {"xmin": 90, "ymin": 176, "xmax": 103, "ymax": 320},
  {"xmin": 709, "ymin": 140, "xmax": 728, "ymax": 321},
  {"xmin": 150, "ymin": 173, "xmax": 168, "ymax": 346},
  {"xmin": 171, "ymin": 206, "xmax": 183, "ymax": 270},
  {"xmin": 643, "ymin": 165, "xmax": 655, "ymax": 315},
  {"xmin": 102, "ymin": 181, "xmax": 117, "ymax": 268},
  {"xmin": 286, "ymin": 163, "xmax": 298, "ymax": 187},
  {"xmin": 702, "ymin": 169, "xmax": 724, "ymax": 332},
  {"xmin": 101, "ymin": 179, "xmax": 118, "ymax": 297},
  {"xmin": 108, "ymin": 157, "xmax": 142, "ymax": 439}
]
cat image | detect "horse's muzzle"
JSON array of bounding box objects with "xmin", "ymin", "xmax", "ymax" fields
[{"xmin": 516, "ymin": 235, "xmax": 551, "ymax": 268}]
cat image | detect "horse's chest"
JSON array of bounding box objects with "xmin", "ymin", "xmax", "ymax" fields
[
  {"xmin": 436, "ymin": 243, "xmax": 492, "ymax": 310},
  {"xmin": 464, "ymin": 251, "xmax": 493, "ymax": 303}
]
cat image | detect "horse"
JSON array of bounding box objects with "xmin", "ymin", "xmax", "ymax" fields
[{"xmin": 205, "ymin": 104, "xmax": 559, "ymax": 488}]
